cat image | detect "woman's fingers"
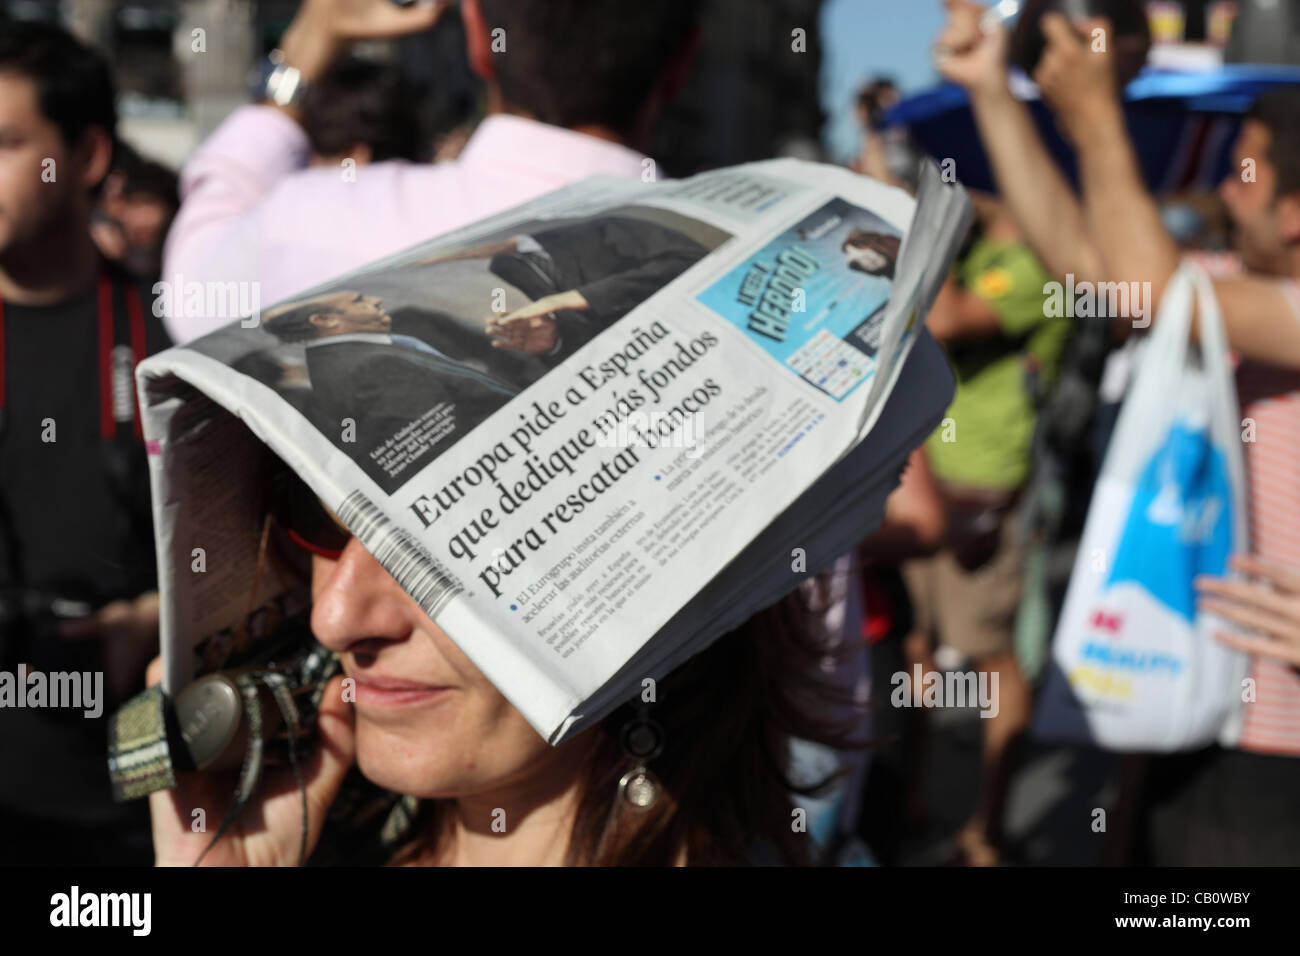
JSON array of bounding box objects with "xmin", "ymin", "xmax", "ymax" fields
[
  {"xmin": 1199, "ymin": 595, "xmax": 1300, "ymax": 644},
  {"xmin": 1215, "ymin": 629, "xmax": 1300, "ymax": 669},
  {"xmin": 249, "ymin": 674, "xmax": 357, "ymax": 855},
  {"xmin": 1197, "ymin": 559, "xmax": 1300, "ymax": 660},
  {"xmin": 150, "ymin": 673, "xmax": 355, "ymax": 866},
  {"xmin": 1197, "ymin": 575, "xmax": 1300, "ymax": 626},
  {"xmin": 1229, "ymin": 554, "xmax": 1300, "ymax": 594},
  {"xmin": 149, "ymin": 767, "xmax": 243, "ymax": 866}
]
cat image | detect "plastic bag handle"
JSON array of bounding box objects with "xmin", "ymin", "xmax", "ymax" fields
[
  {"xmin": 1099, "ymin": 263, "xmax": 1197, "ymax": 479},
  {"xmin": 1186, "ymin": 264, "xmax": 1250, "ymax": 554}
]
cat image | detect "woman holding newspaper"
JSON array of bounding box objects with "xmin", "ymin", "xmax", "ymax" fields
[{"xmin": 144, "ymin": 472, "xmax": 871, "ymax": 866}]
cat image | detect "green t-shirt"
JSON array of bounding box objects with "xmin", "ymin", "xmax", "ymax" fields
[{"xmin": 924, "ymin": 237, "xmax": 1067, "ymax": 491}]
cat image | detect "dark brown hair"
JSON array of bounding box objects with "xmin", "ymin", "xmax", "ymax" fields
[
  {"xmin": 389, "ymin": 574, "xmax": 873, "ymax": 866},
  {"xmin": 1248, "ymin": 86, "xmax": 1300, "ymax": 199},
  {"xmin": 842, "ymin": 230, "xmax": 901, "ymax": 277},
  {"xmin": 0, "ymin": 18, "xmax": 118, "ymax": 191},
  {"xmin": 262, "ymin": 297, "xmax": 343, "ymax": 343},
  {"xmin": 477, "ymin": 0, "xmax": 700, "ymax": 139},
  {"xmin": 301, "ymin": 55, "xmax": 422, "ymax": 163}
]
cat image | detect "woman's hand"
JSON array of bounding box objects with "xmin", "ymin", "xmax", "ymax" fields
[
  {"xmin": 147, "ymin": 658, "xmax": 357, "ymax": 866},
  {"xmin": 1197, "ymin": 556, "xmax": 1300, "ymax": 668}
]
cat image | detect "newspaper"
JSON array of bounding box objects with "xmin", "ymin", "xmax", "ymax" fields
[{"xmin": 137, "ymin": 158, "xmax": 972, "ymax": 744}]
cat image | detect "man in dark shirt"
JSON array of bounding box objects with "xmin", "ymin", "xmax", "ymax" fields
[{"xmin": 0, "ymin": 21, "xmax": 170, "ymax": 864}]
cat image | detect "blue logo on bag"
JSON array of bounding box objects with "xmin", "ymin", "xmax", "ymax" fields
[{"xmin": 1106, "ymin": 422, "xmax": 1233, "ymax": 622}]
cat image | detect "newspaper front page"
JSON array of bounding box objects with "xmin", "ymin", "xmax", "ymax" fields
[{"xmin": 139, "ymin": 157, "xmax": 971, "ymax": 743}]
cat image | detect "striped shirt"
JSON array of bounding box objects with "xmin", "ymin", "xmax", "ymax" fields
[{"xmin": 1235, "ymin": 278, "xmax": 1300, "ymax": 755}]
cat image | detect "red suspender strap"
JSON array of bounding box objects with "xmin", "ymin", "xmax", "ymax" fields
[
  {"xmin": 97, "ymin": 271, "xmax": 115, "ymax": 440},
  {"xmin": 126, "ymin": 282, "xmax": 147, "ymax": 440}
]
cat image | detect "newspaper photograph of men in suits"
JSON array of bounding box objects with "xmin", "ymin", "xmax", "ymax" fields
[
  {"xmin": 413, "ymin": 209, "xmax": 727, "ymax": 366},
  {"xmin": 200, "ymin": 205, "xmax": 730, "ymax": 494},
  {"xmin": 254, "ymin": 291, "xmax": 518, "ymax": 492}
]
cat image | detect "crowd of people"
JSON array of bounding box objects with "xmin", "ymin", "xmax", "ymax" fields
[{"xmin": 1, "ymin": 0, "xmax": 1298, "ymax": 867}]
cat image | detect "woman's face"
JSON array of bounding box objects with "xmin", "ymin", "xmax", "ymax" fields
[{"xmin": 307, "ymin": 537, "xmax": 558, "ymax": 799}]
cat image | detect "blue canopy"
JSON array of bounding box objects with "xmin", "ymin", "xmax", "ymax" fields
[{"xmin": 883, "ymin": 64, "xmax": 1300, "ymax": 195}]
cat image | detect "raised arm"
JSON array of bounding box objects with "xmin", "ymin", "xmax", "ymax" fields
[
  {"xmin": 161, "ymin": 106, "xmax": 312, "ymax": 341},
  {"xmin": 1035, "ymin": 12, "xmax": 1300, "ymax": 368},
  {"xmin": 934, "ymin": 0, "xmax": 1103, "ymax": 282},
  {"xmin": 161, "ymin": 0, "xmax": 444, "ymax": 341}
]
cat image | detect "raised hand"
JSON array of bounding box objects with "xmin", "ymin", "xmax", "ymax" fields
[
  {"xmin": 276, "ymin": 0, "xmax": 448, "ymax": 89},
  {"xmin": 298, "ymin": 0, "xmax": 448, "ymax": 43},
  {"xmin": 1033, "ymin": 13, "xmax": 1119, "ymax": 145},
  {"xmin": 934, "ymin": 0, "xmax": 1010, "ymax": 95}
]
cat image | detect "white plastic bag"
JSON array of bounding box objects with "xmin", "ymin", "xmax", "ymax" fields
[{"xmin": 1035, "ymin": 261, "xmax": 1250, "ymax": 752}]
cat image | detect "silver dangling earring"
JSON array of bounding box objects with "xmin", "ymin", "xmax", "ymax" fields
[{"xmin": 617, "ymin": 707, "xmax": 664, "ymax": 811}]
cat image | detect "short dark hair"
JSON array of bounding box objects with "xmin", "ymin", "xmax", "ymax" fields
[
  {"xmin": 477, "ymin": 0, "xmax": 700, "ymax": 138},
  {"xmin": 301, "ymin": 55, "xmax": 422, "ymax": 163},
  {"xmin": 263, "ymin": 299, "xmax": 341, "ymax": 343},
  {"xmin": 112, "ymin": 141, "xmax": 179, "ymax": 210},
  {"xmin": 0, "ymin": 19, "xmax": 117, "ymax": 177},
  {"xmin": 1247, "ymin": 86, "xmax": 1300, "ymax": 198}
]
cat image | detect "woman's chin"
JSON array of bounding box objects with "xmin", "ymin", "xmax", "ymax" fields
[{"xmin": 354, "ymin": 723, "xmax": 471, "ymax": 797}]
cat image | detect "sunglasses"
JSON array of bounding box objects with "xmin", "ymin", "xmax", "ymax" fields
[{"xmin": 269, "ymin": 471, "xmax": 352, "ymax": 560}]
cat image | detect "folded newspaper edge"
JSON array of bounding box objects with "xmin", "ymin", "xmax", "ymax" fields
[{"xmin": 135, "ymin": 157, "xmax": 971, "ymax": 746}]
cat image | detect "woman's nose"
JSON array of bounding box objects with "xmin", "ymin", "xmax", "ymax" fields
[{"xmin": 310, "ymin": 537, "xmax": 415, "ymax": 653}]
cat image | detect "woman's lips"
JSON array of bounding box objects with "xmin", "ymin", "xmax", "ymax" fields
[{"xmin": 351, "ymin": 674, "xmax": 455, "ymax": 709}]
